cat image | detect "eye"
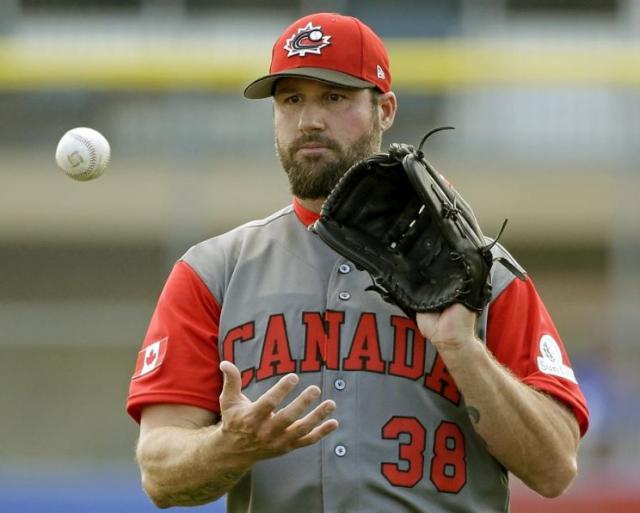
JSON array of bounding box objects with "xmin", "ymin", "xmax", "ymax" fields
[
  {"xmin": 326, "ymin": 92, "xmax": 345, "ymax": 102},
  {"xmin": 284, "ymin": 94, "xmax": 301, "ymax": 104}
]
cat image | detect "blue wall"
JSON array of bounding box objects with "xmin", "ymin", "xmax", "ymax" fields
[{"xmin": 0, "ymin": 465, "xmax": 226, "ymax": 513}]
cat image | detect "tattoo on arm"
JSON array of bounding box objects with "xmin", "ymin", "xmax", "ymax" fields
[
  {"xmin": 466, "ymin": 405, "xmax": 490, "ymax": 450},
  {"xmin": 165, "ymin": 469, "xmax": 246, "ymax": 506}
]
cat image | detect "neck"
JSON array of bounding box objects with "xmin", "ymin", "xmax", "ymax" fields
[{"xmin": 296, "ymin": 197, "xmax": 325, "ymax": 214}]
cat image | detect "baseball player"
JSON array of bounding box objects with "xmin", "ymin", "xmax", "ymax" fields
[{"xmin": 127, "ymin": 12, "xmax": 589, "ymax": 512}]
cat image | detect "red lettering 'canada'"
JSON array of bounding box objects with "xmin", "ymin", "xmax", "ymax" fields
[
  {"xmin": 389, "ymin": 316, "xmax": 426, "ymax": 380},
  {"xmin": 257, "ymin": 314, "xmax": 296, "ymax": 380},
  {"xmin": 343, "ymin": 312, "xmax": 386, "ymax": 373},
  {"xmin": 222, "ymin": 322, "xmax": 255, "ymax": 388},
  {"xmin": 424, "ymin": 352, "xmax": 461, "ymax": 405},
  {"xmin": 300, "ymin": 310, "xmax": 344, "ymax": 372}
]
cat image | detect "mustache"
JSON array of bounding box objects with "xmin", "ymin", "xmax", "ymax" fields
[{"xmin": 290, "ymin": 135, "xmax": 340, "ymax": 153}]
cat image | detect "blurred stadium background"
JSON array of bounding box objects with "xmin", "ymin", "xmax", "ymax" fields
[{"xmin": 1, "ymin": 0, "xmax": 639, "ymax": 511}]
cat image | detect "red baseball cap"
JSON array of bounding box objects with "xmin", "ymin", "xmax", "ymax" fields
[{"xmin": 244, "ymin": 12, "xmax": 391, "ymax": 99}]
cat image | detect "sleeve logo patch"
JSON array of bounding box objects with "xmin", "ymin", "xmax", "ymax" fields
[
  {"xmin": 133, "ymin": 337, "xmax": 168, "ymax": 379},
  {"xmin": 537, "ymin": 335, "xmax": 577, "ymax": 383}
]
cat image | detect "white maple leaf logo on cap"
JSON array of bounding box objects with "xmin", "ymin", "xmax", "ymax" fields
[{"xmin": 284, "ymin": 22, "xmax": 332, "ymax": 57}]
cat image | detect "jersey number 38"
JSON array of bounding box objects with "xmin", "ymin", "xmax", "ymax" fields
[{"xmin": 381, "ymin": 416, "xmax": 467, "ymax": 493}]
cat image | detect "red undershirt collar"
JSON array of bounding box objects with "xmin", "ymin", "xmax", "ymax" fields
[{"xmin": 292, "ymin": 197, "xmax": 320, "ymax": 227}]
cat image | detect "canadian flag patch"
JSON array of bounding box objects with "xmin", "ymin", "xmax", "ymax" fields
[{"xmin": 133, "ymin": 337, "xmax": 168, "ymax": 379}]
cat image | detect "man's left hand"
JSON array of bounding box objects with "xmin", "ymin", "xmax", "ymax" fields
[{"xmin": 416, "ymin": 303, "xmax": 479, "ymax": 352}]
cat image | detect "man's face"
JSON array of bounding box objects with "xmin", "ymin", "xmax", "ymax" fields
[{"xmin": 273, "ymin": 78, "xmax": 382, "ymax": 200}]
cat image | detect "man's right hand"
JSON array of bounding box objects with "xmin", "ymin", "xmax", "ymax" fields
[{"xmin": 218, "ymin": 360, "xmax": 338, "ymax": 466}]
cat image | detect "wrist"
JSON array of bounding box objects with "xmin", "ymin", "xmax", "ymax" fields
[
  {"xmin": 434, "ymin": 336, "xmax": 485, "ymax": 373},
  {"xmin": 208, "ymin": 424, "xmax": 256, "ymax": 473}
]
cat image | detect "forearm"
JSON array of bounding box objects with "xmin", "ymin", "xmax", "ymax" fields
[
  {"xmin": 136, "ymin": 423, "xmax": 251, "ymax": 508},
  {"xmin": 135, "ymin": 365, "xmax": 338, "ymax": 508},
  {"xmin": 439, "ymin": 339, "xmax": 580, "ymax": 497}
]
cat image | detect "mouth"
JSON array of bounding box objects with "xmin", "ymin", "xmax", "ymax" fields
[
  {"xmin": 296, "ymin": 142, "xmax": 332, "ymax": 157},
  {"xmin": 299, "ymin": 143, "xmax": 328, "ymax": 150}
]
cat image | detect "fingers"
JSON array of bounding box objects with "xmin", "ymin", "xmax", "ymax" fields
[
  {"xmin": 218, "ymin": 365, "xmax": 338, "ymax": 456},
  {"xmin": 295, "ymin": 418, "xmax": 339, "ymax": 448},
  {"xmin": 219, "ymin": 360, "xmax": 243, "ymax": 404},
  {"xmin": 273, "ymin": 386, "xmax": 335, "ymax": 436},
  {"xmin": 415, "ymin": 311, "xmax": 439, "ymax": 340},
  {"xmin": 416, "ymin": 305, "xmax": 479, "ymax": 349},
  {"xmin": 270, "ymin": 385, "xmax": 325, "ymax": 433},
  {"xmin": 286, "ymin": 398, "xmax": 337, "ymax": 440},
  {"xmin": 254, "ymin": 377, "xmax": 338, "ymax": 445},
  {"xmin": 252, "ymin": 373, "xmax": 300, "ymax": 419}
]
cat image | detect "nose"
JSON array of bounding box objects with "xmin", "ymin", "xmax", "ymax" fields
[{"xmin": 297, "ymin": 102, "xmax": 325, "ymax": 133}]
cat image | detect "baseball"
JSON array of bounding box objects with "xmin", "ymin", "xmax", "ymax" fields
[{"xmin": 55, "ymin": 127, "xmax": 111, "ymax": 181}]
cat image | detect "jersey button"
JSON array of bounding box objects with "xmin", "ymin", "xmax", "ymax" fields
[
  {"xmin": 334, "ymin": 379, "xmax": 346, "ymax": 391},
  {"xmin": 334, "ymin": 445, "xmax": 347, "ymax": 457},
  {"xmin": 338, "ymin": 263, "xmax": 351, "ymax": 274},
  {"xmin": 338, "ymin": 291, "xmax": 351, "ymax": 301}
]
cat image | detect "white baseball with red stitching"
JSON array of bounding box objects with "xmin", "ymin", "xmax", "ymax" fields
[{"xmin": 55, "ymin": 127, "xmax": 111, "ymax": 181}]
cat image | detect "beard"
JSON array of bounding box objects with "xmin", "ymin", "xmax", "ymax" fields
[{"xmin": 275, "ymin": 120, "xmax": 382, "ymax": 200}]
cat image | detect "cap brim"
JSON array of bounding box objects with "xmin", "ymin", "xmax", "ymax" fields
[{"xmin": 243, "ymin": 68, "xmax": 375, "ymax": 99}]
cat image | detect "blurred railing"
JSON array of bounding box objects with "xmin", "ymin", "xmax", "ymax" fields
[{"xmin": 2, "ymin": 35, "xmax": 640, "ymax": 90}]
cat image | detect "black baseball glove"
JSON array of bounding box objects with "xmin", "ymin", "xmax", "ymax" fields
[{"xmin": 313, "ymin": 127, "xmax": 521, "ymax": 317}]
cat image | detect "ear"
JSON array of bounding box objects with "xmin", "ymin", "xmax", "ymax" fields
[{"xmin": 376, "ymin": 91, "xmax": 397, "ymax": 132}]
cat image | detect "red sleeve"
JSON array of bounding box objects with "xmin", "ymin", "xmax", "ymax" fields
[
  {"xmin": 126, "ymin": 260, "xmax": 223, "ymax": 423},
  {"xmin": 486, "ymin": 277, "xmax": 590, "ymax": 437}
]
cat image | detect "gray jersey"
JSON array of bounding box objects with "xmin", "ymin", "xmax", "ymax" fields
[{"xmin": 182, "ymin": 204, "xmax": 521, "ymax": 513}]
